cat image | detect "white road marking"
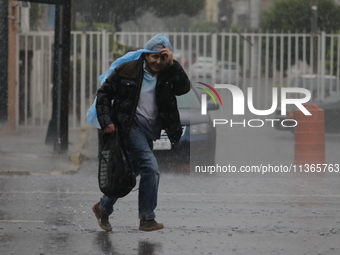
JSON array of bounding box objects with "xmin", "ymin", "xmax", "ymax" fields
[{"xmin": 0, "ymin": 220, "xmax": 44, "ymax": 223}]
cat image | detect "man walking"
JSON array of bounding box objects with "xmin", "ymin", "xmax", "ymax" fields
[{"xmin": 92, "ymin": 34, "xmax": 191, "ymax": 232}]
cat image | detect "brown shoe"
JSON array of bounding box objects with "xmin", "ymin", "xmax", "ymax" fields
[
  {"xmin": 139, "ymin": 219, "xmax": 164, "ymax": 232},
  {"xmin": 92, "ymin": 202, "xmax": 112, "ymax": 232}
]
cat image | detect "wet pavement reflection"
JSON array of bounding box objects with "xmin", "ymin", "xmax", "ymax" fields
[
  {"xmin": 94, "ymin": 232, "xmax": 118, "ymax": 255},
  {"xmin": 44, "ymin": 232, "xmax": 70, "ymax": 251},
  {"xmin": 94, "ymin": 232, "xmax": 163, "ymax": 255},
  {"xmin": 1, "ymin": 125, "xmax": 340, "ymax": 255},
  {"xmin": 138, "ymin": 240, "xmax": 163, "ymax": 255}
]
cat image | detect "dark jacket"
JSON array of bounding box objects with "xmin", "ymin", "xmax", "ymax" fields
[{"xmin": 96, "ymin": 54, "xmax": 191, "ymax": 147}]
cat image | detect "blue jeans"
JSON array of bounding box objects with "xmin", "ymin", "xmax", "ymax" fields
[{"xmin": 99, "ymin": 126, "xmax": 160, "ymax": 220}]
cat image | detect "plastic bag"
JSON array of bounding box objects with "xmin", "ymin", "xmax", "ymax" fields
[
  {"xmin": 86, "ymin": 97, "xmax": 100, "ymax": 129},
  {"xmin": 86, "ymin": 34, "xmax": 172, "ymax": 128},
  {"xmin": 98, "ymin": 130, "xmax": 136, "ymax": 198}
]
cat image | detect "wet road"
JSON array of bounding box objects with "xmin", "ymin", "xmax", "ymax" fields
[
  {"xmin": 1, "ymin": 122, "xmax": 340, "ymax": 254},
  {"xmin": 1, "ymin": 160, "xmax": 340, "ymax": 254}
]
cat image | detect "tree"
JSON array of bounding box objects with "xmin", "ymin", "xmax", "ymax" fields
[
  {"xmin": 190, "ymin": 21, "xmax": 217, "ymax": 32},
  {"xmin": 151, "ymin": 0, "xmax": 205, "ymax": 17},
  {"xmin": 260, "ymin": 0, "xmax": 340, "ymax": 75},
  {"xmin": 260, "ymin": 0, "xmax": 340, "ymax": 33},
  {"xmin": 74, "ymin": 0, "xmax": 205, "ymax": 31},
  {"xmin": 218, "ymin": 0, "xmax": 233, "ymax": 31}
]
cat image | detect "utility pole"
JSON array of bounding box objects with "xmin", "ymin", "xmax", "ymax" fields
[
  {"xmin": 311, "ymin": 0, "xmax": 319, "ymax": 74},
  {"xmin": 58, "ymin": 0, "xmax": 71, "ymax": 152},
  {"xmin": 8, "ymin": 0, "xmax": 17, "ymax": 130},
  {"xmin": 218, "ymin": 0, "xmax": 233, "ymax": 32},
  {"xmin": 45, "ymin": 0, "xmax": 71, "ymax": 153},
  {"xmin": 0, "ymin": 0, "xmax": 9, "ymax": 127}
]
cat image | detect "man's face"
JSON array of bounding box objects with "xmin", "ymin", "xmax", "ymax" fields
[{"xmin": 144, "ymin": 53, "xmax": 166, "ymax": 76}]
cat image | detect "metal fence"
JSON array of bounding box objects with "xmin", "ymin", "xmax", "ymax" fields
[{"xmin": 16, "ymin": 31, "xmax": 340, "ymax": 128}]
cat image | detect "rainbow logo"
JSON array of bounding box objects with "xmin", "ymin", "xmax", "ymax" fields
[{"xmin": 196, "ymin": 82, "xmax": 223, "ymax": 106}]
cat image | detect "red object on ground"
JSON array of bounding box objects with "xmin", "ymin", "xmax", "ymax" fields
[{"xmin": 294, "ymin": 104, "xmax": 325, "ymax": 165}]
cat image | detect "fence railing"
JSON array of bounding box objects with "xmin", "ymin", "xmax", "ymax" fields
[{"xmin": 16, "ymin": 31, "xmax": 340, "ymax": 128}]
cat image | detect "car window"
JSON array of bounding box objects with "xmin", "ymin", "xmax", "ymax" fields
[{"xmin": 176, "ymin": 90, "xmax": 201, "ymax": 109}]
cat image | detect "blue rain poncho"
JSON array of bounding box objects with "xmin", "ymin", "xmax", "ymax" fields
[{"xmin": 86, "ymin": 34, "xmax": 172, "ymax": 128}]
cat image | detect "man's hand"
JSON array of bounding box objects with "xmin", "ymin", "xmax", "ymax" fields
[
  {"xmin": 104, "ymin": 124, "xmax": 116, "ymax": 133},
  {"xmin": 160, "ymin": 45, "xmax": 174, "ymax": 66}
]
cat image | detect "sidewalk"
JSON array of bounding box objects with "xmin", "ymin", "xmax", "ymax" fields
[{"xmin": 0, "ymin": 125, "xmax": 95, "ymax": 175}]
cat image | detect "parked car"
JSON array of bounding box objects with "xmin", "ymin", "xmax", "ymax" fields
[
  {"xmin": 274, "ymin": 91, "xmax": 340, "ymax": 133},
  {"xmin": 153, "ymin": 88, "xmax": 218, "ymax": 171},
  {"xmin": 274, "ymin": 74, "xmax": 340, "ymax": 132},
  {"xmin": 190, "ymin": 57, "xmax": 215, "ymax": 78},
  {"xmin": 215, "ymin": 61, "xmax": 242, "ymax": 85},
  {"xmin": 289, "ymin": 74, "xmax": 337, "ymax": 100}
]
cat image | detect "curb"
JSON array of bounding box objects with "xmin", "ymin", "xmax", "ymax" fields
[{"xmin": 0, "ymin": 126, "xmax": 92, "ymax": 176}]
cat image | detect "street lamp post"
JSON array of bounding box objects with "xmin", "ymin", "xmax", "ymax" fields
[
  {"xmin": 311, "ymin": 0, "xmax": 319, "ymax": 74},
  {"xmin": 0, "ymin": 0, "xmax": 9, "ymax": 127}
]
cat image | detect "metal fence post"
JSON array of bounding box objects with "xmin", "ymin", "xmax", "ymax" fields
[
  {"xmin": 102, "ymin": 30, "xmax": 108, "ymax": 74},
  {"xmin": 80, "ymin": 32, "xmax": 86, "ymax": 126},
  {"xmin": 320, "ymin": 31, "xmax": 326, "ymax": 100},
  {"xmin": 212, "ymin": 33, "xmax": 217, "ymax": 84}
]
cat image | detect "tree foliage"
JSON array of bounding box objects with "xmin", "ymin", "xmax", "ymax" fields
[
  {"xmin": 29, "ymin": 3, "xmax": 43, "ymax": 30},
  {"xmin": 260, "ymin": 0, "xmax": 340, "ymax": 33},
  {"xmin": 150, "ymin": 0, "xmax": 205, "ymax": 17},
  {"xmin": 74, "ymin": 0, "xmax": 205, "ymax": 31},
  {"xmin": 190, "ymin": 21, "xmax": 217, "ymax": 32},
  {"xmin": 259, "ymin": 0, "xmax": 340, "ymax": 75},
  {"xmin": 218, "ymin": 0, "xmax": 233, "ymax": 31}
]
